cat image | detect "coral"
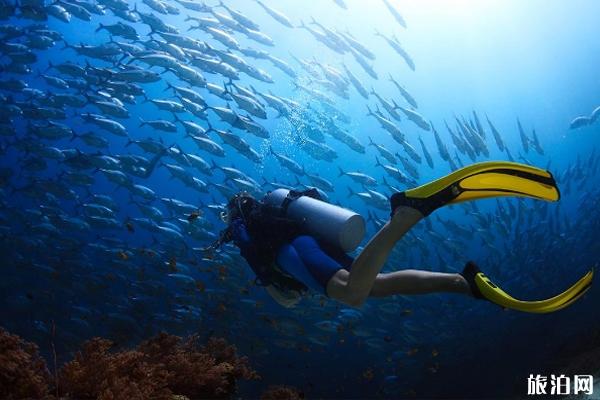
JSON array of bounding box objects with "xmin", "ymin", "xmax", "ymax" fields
[
  {"xmin": 60, "ymin": 337, "xmax": 172, "ymax": 400},
  {"xmin": 138, "ymin": 333, "xmax": 260, "ymax": 399},
  {"xmin": 60, "ymin": 332, "xmax": 259, "ymax": 400},
  {"xmin": 0, "ymin": 327, "xmax": 51, "ymax": 399},
  {"xmin": 260, "ymin": 385, "xmax": 304, "ymax": 400},
  {"xmin": 0, "ymin": 327, "xmax": 260, "ymax": 399}
]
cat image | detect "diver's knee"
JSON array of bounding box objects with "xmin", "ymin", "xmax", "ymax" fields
[{"xmin": 326, "ymin": 270, "xmax": 361, "ymax": 307}]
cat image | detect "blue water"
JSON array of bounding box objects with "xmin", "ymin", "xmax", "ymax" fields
[{"xmin": 1, "ymin": 0, "xmax": 600, "ymax": 398}]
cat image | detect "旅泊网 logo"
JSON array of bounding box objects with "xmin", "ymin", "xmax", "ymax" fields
[{"xmin": 527, "ymin": 374, "xmax": 594, "ymax": 396}]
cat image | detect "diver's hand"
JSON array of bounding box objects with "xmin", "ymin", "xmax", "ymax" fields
[{"xmin": 231, "ymin": 218, "xmax": 251, "ymax": 248}]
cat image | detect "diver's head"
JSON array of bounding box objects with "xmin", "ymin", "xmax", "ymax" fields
[{"xmin": 220, "ymin": 191, "xmax": 256, "ymax": 224}]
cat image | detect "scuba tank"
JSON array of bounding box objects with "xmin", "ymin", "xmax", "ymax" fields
[{"xmin": 264, "ymin": 188, "xmax": 366, "ymax": 253}]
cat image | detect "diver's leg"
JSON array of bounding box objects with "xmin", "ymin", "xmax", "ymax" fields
[
  {"xmin": 291, "ymin": 236, "xmax": 347, "ymax": 294},
  {"xmin": 327, "ymin": 206, "xmax": 423, "ymax": 306},
  {"xmin": 368, "ymin": 270, "xmax": 470, "ymax": 297},
  {"xmin": 276, "ymin": 242, "xmax": 322, "ymax": 292}
]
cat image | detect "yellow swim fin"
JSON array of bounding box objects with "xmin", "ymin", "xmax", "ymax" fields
[
  {"xmin": 391, "ymin": 161, "xmax": 560, "ymax": 216},
  {"xmin": 462, "ymin": 261, "xmax": 593, "ymax": 314}
]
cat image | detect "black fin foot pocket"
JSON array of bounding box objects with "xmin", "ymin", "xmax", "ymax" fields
[
  {"xmin": 460, "ymin": 261, "xmax": 485, "ymax": 300},
  {"xmin": 390, "ymin": 192, "xmax": 432, "ymax": 218}
]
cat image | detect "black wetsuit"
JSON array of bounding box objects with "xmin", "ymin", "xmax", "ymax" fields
[{"xmin": 235, "ymin": 202, "xmax": 308, "ymax": 292}]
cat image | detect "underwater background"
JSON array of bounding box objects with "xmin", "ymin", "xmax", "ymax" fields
[{"xmin": 1, "ymin": 0, "xmax": 600, "ymax": 398}]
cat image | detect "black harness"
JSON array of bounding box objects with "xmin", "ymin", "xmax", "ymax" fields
[{"xmin": 279, "ymin": 188, "xmax": 322, "ymax": 215}]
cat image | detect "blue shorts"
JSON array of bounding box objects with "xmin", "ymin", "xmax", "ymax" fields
[{"xmin": 276, "ymin": 235, "xmax": 354, "ymax": 294}]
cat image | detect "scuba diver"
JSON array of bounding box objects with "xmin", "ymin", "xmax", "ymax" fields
[{"xmin": 207, "ymin": 161, "xmax": 593, "ymax": 312}]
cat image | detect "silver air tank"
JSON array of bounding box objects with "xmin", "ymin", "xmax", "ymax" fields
[{"xmin": 264, "ymin": 188, "xmax": 365, "ymax": 253}]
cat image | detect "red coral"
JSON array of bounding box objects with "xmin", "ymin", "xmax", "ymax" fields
[
  {"xmin": 260, "ymin": 385, "xmax": 304, "ymax": 400},
  {"xmin": 60, "ymin": 337, "xmax": 171, "ymax": 400},
  {"xmin": 60, "ymin": 332, "xmax": 259, "ymax": 400},
  {"xmin": 0, "ymin": 327, "xmax": 260, "ymax": 399},
  {"xmin": 138, "ymin": 333, "xmax": 260, "ymax": 399},
  {"xmin": 0, "ymin": 327, "xmax": 51, "ymax": 399}
]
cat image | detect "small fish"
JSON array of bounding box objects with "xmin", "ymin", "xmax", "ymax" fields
[
  {"xmin": 382, "ymin": 0, "xmax": 407, "ymax": 28},
  {"xmin": 187, "ymin": 210, "xmax": 201, "ymax": 222},
  {"xmin": 569, "ymin": 116, "xmax": 591, "ymax": 130}
]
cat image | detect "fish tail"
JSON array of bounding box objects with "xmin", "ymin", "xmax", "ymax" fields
[
  {"xmin": 172, "ymin": 113, "xmax": 182, "ymax": 125},
  {"xmin": 205, "ymin": 120, "xmax": 214, "ymax": 133},
  {"xmin": 382, "ymin": 175, "xmax": 389, "ymax": 187}
]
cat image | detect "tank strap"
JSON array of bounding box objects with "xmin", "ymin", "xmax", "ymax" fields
[{"xmin": 280, "ymin": 188, "xmax": 322, "ymax": 215}]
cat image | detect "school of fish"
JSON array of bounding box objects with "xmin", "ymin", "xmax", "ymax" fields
[{"xmin": 1, "ymin": 0, "xmax": 599, "ymax": 396}]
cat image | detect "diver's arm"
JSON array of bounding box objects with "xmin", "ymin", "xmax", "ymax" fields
[{"xmin": 231, "ymin": 219, "xmax": 273, "ymax": 283}]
